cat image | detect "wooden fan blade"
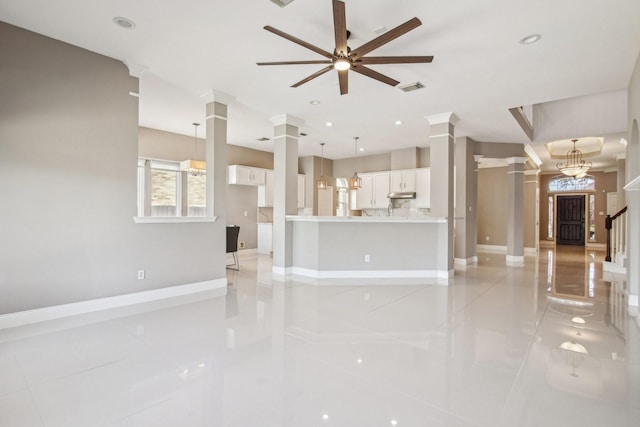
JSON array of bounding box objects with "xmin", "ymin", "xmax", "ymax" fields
[
  {"xmin": 358, "ymin": 56, "xmax": 433, "ymax": 65},
  {"xmin": 338, "ymin": 69, "xmax": 348, "ymax": 95},
  {"xmin": 257, "ymin": 60, "xmax": 333, "ymax": 66},
  {"xmin": 291, "ymin": 65, "xmax": 334, "ymax": 88},
  {"xmin": 351, "ymin": 65, "xmax": 399, "ymax": 87},
  {"xmin": 351, "ymin": 17, "xmax": 422, "ymax": 59},
  {"xmin": 333, "ymin": 0, "xmax": 348, "ymax": 55},
  {"xmin": 264, "ymin": 26, "xmax": 334, "ymax": 60}
]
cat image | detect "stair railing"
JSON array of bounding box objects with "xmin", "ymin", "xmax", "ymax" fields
[{"xmin": 605, "ymin": 206, "xmax": 627, "ymax": 262}]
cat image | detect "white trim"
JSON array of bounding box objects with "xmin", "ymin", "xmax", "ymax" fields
[
  {"xmin": 272, "ymin": 266, "xmax": 293, "ymax": 275},
  {"xmin": 454, "ymin": 256, "xmax": 478, "ymax": 265},
  {"xmin": 425, "ymin": 112, "xmax": 458, "ymax": 125},
  {"xmin": 0, "ymin": 279, "xmax": 227, "ymax": 330},
  {"xmin": 134, "ymin": 216, "xmax": 218, "ymax": 224},
  {"xmin": 122, "ymin": 59, "xmax": 147, "ymax": 77},
  {"xmin": 505, "ymin": 156, "xmax": 528, "ymax": 165},
  {"xmin": 473, "ymin": 155, "xmax": 484, "ymax": 162},
  {"xmin": 128, "ymin": 91, "xmax": 139, "ymax": 98},
  {"xmin": 524, "ymin": 144, "xmax": 542, "ymax": 168},
  {"xmin": 429, "ymin": 133, "xmax": 454, "ymax": 139},
  {"xmin": 624, "ymin": 175, "xmax": 640, "ymax": 191},
  {"xmin": 524, "ymin": 169, "xmax": 541, "ymax": 176},
  {"xmin": 477, "ymin": 244, "xmax": 507, "ymax": 253},
  {"xmin": 603, "ymin": 261, "xmax": 626, "ymax": 275},
  {"xmin": 629, "ymin": 295, "xmax": 638, "ymax": 307},
  {"xmin": 525, "ymin": 247, "xmax": 538, "ymax": 255},
  {"xmin": 506, "ymin": 255, "xmax": 525, "ymax": 266},
  {"xmin": 614, "ymin": 153, "xmax": 626, "ymax": 160},
  {"xmin": 507, "ymin": 170, "xmax": 525, "ymax": 175},
  {"xmin": 270, "ymin": 113, "xmax": 304, "ymax": 127},
  {"xmin": 206, "ymin": 114, "xmax": 227, "ymax": 121},
  {"xmin": 290, "ymin": 267, "xmax": 449, "ymax": 279},
  {"xmin": 200, "ymin": 90, "xmax": 235, "ymax": 105},
  {"xmin": 272, "ymin": 134, "xmax": 300, "ymax": 140},
  {"xmin": 286, "ymin": 215, "xmax": 446, "ymax": 224}
]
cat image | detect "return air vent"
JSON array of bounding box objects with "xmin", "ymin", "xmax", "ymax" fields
[
  {"xmin": 256, "ymin": 137, "xmax": 270, "ymax": 142},
  {"xmin": 398, "ymin": 82, "xmax": 425, "ymax": 92},
  {"xmin": 270, "ymin": 0, "xmax": 294, "ymax": 7}
]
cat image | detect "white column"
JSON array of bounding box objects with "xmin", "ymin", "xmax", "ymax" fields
[
  {"xmin": 201, "ymin": 90, "xmax": 234, "ymax": 219},
  {"xmin": 506, "ymin": 157, "xmax": 527, "ymax": 266},
  {"xmin": 271, "ymin": 114, "xmax": 303, "ymax": 274},
  {"xmin": 427, "ymin": 112, "xmax": 457, "ymax": 277}
]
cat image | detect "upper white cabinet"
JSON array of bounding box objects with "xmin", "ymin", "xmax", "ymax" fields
[
  {"xmin": 415, "ymin": 168, "xmax": 431, "ymax": 208},
  {"xmin": 228, "ymin": 165, "xmax": 266, "ymax": 186},
  {"xmin": 355, "ymin": 172, "xmax": 390, "ymax": 209},
  {"xmin": 389, "ymin": 170, "xmax": 416, "ymax": 193}
]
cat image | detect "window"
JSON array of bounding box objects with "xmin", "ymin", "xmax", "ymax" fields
[
  {"xmin": 548, "ymin": 196, "xmax": 554, "ymax": 239},
  {"xmin": 589, "ymin": 194, "xmax": 595, "ymax": 241},
  {"xmin": 137, "ymin": 158, "xmax": 206, "ymax": 218},
  {"xmin": 548, "ymin": 175, "xmax": 595, "ymax": 192}
]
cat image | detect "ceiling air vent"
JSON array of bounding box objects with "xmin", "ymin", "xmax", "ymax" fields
[
  {"xmin": 256, "ymin": 137, "xmax": 270, "ymax": 142},
  {"xmin": 270, "ymin": 0, "xmax": 294, "ymax": 7},
  {"xmin": 398, "ymin": 82, "xmax": 425, "ymax": 92}
]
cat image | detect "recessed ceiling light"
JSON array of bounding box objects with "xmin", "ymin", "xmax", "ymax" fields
[
  {"xmin": 395, "ymin": 120, "xmax": 403, "ymax": 125},
  {"xmin": 322, "ymin": 414, "xmax": 329, "ymax": 421},
  {"xmin": 113, "ymin": 16, "xmax": 136, "ymax": 30},
  {"xmin": 309, "ymin": 100, "xmax": 320, "ymax": 105},
  {"xmin": 359, "ymin": 147, "xmax": 364, "ymax": 152},
  {"xmin": 326, "ymin": 122, "xmax": 333, "ymax": 127},
  {"xmin": 519, "ymin": 34, "xmax": 541, "ymax": 45}
]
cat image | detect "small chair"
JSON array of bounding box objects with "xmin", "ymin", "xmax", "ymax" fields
[{"xmin": 226, "ymin": 225, "xmax": 240, "ymax": 270}]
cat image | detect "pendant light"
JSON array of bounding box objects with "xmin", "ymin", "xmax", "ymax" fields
[
  {"xmin": 556, "ymin": 139, "xmax": 591, "ymax": 178},
  {"xmin": 180, "ymin": 122, "xmax": 206, "ymax": 176},
  {"xmin": 349, "ymin": 137, "xmax": 362, "ymax": 189},
  {"xmin": 317, "ymin": 142, "xmax": 328, "ymax": 189}
]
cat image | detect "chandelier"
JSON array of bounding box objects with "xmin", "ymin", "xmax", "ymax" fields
[
  {"xmin": 556, "ymin": 139, "xmax": 592, "ymax": 178},
  {"xmin": 180, "ymin": 122, "xmax": 206, "ymax": 176},
  {"xmin": 317, "ymin": 142, "xmax": 328, "ymax": 189},
  {"xmin": 349, "ymin": 137, "xmax": 362, "ymax": 189}
]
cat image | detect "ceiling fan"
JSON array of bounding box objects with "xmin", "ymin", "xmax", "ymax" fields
[{"xmin": 257, "ymin": 0, "xmax": 433, "ymax": 95}]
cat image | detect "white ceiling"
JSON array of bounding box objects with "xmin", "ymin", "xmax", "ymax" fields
[{"xmin": 2, "ymin": 0, "xmax": 640, "ymax": 166}]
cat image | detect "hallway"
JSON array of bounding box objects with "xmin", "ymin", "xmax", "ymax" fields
[{"xmin": 0, "ymin": 247, "xmax": 638, "ymax": 426}]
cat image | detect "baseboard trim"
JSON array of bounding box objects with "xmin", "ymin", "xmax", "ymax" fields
[
  {"xmin": 525, "ymin": 247, "xmax": 538, "ymax": 255},
  {"xmin": 477, "ymin": 244, "xmax": 507, "ymax": 253},
  {"xmin": 586, "ymin": 243, "xmax": 606, "ymax": 250},
  {"xmin": 506, "ymin": 255, "xmax": 525, "ymax": 266},
  {"xmin": 603, "ymin": 261, "xmax": 627, "ymax": 275},
  {"xmin": 0, "ymin": 278, "xmax": 228, "ymax": 330},
  {"xmin": 454, "ymin": 256, "xmax": 478, "ymax": 266},
  {"xmin": 272, "ymin": 266, "xmax": 293, "ymax": 275},
  {"xmin": 290, "ymin": 267, "xmax": 450, "ymax": 280}
]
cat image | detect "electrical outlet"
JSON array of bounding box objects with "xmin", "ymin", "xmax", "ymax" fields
[
  {"xmin": 243, "ymin": 211, "xmax": 248, "ymax": 217},
  {"xmin": 239, "ymin": 241, "xmax": 246, "ymax": 249},
  {"xmin": 485, "ymin": 236, "xmax": 490, "ymax": 241},
  {"xmin": 137, "ymin": 270, "xmax": 145, "ymax": 280},
  {"xmin": 364, "ymin": 254, "xmax": 370, "ymax": 263}
]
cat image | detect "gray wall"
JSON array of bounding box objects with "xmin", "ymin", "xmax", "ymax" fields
[
  {"xmin": 627, "ymin": 53, "xmax": 640, "ymax": 302},
  {"xmin": 0, "ymin": 23, "xmax": 226, "ymax": 315},
  {"xmin": 477, "ymin": 167, "xmax": 509, "ymax": 246}
]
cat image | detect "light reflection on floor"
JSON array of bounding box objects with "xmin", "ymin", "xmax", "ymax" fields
[{"xmin": 0, "ymin": 246, "xmax": 638, "ymax": 427}]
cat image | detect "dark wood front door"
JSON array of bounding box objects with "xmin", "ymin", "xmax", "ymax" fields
[{"xmin": 556, "ymin": 195, "xmax": 585, "ymax": 246}]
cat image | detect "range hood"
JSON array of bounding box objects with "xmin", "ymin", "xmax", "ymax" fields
[{"xmin": 387, "ymin": 192, "xmax": 416, "ymax": 199}]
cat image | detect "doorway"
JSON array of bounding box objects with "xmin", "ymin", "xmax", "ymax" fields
[{"xmin": 556, "ymin": 195, "xmax": 585, "ymax": 246}]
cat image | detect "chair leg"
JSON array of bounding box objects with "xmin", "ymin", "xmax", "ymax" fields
[{"xmin": 226, "ymin": 252, "xmax": 240, "ymax": 271}]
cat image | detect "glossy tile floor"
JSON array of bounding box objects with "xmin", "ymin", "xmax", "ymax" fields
[{"xmin": 1, "ymin": 247, "xmax": 638, "ymax": 427}]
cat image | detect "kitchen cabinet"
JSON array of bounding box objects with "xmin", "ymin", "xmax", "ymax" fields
[
  {"xmin": 415, "ymin": 168, "xmax": 430, "ymax": 208},
  {"xmin": 390, "ymin": 170, "xmax": 416, "ymax": 193},
  {"xmin": 355, "ymin": 172, "xmax": 390, "ymax": 209},
  {"xmin": 258, "ymin": 171, "xmax": 274, "ymax": 207},
  {"xmin": 257, "ymin": 223, "xmax": 272, "ymax": 254},
  {"xmin": 228, "ymin": 165, "xmax": 266, "ymax": 186}
]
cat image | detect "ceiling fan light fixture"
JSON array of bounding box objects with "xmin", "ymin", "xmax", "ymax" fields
[{"xmin": 333, "ymin": 58, "xmax": 351, "ymax": 70}]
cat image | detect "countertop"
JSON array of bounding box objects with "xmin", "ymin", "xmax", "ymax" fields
[{"xmin": 285, "ymin": 215, "xmax": 447, "ymax": 224}]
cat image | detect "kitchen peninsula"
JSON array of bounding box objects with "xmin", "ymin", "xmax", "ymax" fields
[{"xmin": 287, "ymin": 215, "xmax": 451, "ymax": 279}]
